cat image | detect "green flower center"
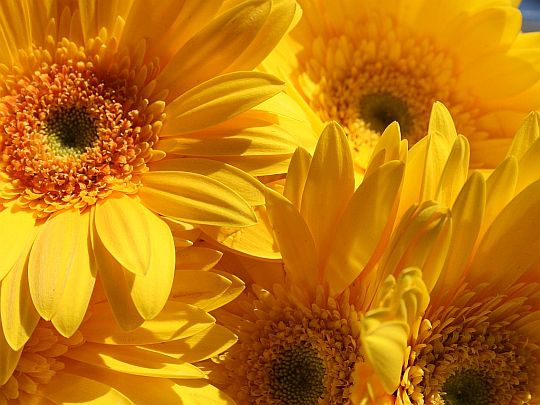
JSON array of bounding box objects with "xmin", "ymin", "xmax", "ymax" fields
[
  {"xmin": 441, "ymin": 369, "xmax": 493, "ymax": 405},
  {"xmin": 44, "ymin": 106, "xmax": 97, "ymax": 157},
  {"xmin": 269, "ymin": 345, "xmax": 326, "ymax": 405},
  {"xmin": 358, "ymin": 92, "xmax": 412, "ymax": 135}
]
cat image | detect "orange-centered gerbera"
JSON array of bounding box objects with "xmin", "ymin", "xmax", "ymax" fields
[
  {"xmin": 0, "ymin": 0, "xmax": 300, "ymax": 349},
  {"xmin": 263, "ymin": 0, "xmax": 540, "ymax": 172}
]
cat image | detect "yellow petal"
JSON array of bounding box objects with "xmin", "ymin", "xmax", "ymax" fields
[
  {"xmin": 435, "ymin": 135, "xmax": 470, "ymax": 207},
  {"xmin": 360, "ymin": 316, "xmax": 409, "ymax": 394},
  {"xmin": 301, "ymin": 122, "xmax": 354, "ymax": 262},
  {"xmin": 91, "ymin": 208, "xmax": 144, "ymax": 332},
  {"xmin": 0, "ymin": 207, "xmax": 35, "ymax": 281},
  {"xmin": 162, "ymin": 71, "xmax": 284, "ymax": 134},
  {"xmin": 265, "ymin": 188, "xmax": 318, "ymax": 293},
  {"xmin": 28, "ymin": 210, "xmax": 90, "ymax": 320},
  {"xmin": 0, "ymin": 324, "xmax": 22, "ymax": 386},
  {"xmin": 432, "ymin": 173, "xmax": 485, "ymax": 300},
  {"xmin": 94, "ymin": 196, "xmax": 173, "ymax": 276},
  {"xmin": 483, "ymin": 157, "xmax": 517, "ymax": 233},
  {"xmin": 156, "ymin": 0, "xmax": 273, "ymax": 98},
  {"xmin": 506, "ymin": 111, "xmax": 540, "ymax": 160},
  {"xmin": 140, "ymin": 171, "xmax": 256, "ymax": 227},
  {"xmin": 64, "ymin": 343, "xmax": 205, "ymax": 379},
  {"xmin": 366, "ymin": 121, "xmax": 403, "ymax": 176},
  {"xmin": 81, "ymin": 301, "xmax": 214, "ymax": 345},
  {"xmin": 170, "ymin": 270, "xmax": 232, "ymax": 310},
  {"xmin": 146, "ymin": 324, "xmax": 237, "ymax": 363},
  {"xmin": 324, "ymin": 162, "xmax": 404, "ymax": 296},
  {"xmin": 283, "ymin": 147, "xmax": 312, "ymax": 209},
  {"xmin": 175, "ymin": 247, "xmax": 223, "ymax": 271},
  {"xmin": 468, "ymin": 179, "xmax": 540, "ymax": 292},
  {"xmin": 40, "ymin": 371, "xmax": 133, "ymax": 405},
  {"xmin": 174, "ymin": 379, "xmax": 235, "ymax": 405},
  {"xmin": 149, "ymin": 157, "xmax": 265, "ymax": 206},
  {"xmin": 1, "ymin": 237, "xmax": 39, "ymax": 351},
  {"xmin": 200, "ymin": 205, "xmax": 281, "ymax": 260},
  {"xmin": 50, "ymin": 210, "xmax": 96, "ymax": 337}
]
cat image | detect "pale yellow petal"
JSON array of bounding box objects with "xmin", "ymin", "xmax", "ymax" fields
[
  {"xmin": 81, "ymin": 301, "xmax": 215, "ymax": 345},
  {"xmin": 0, "ymin": 207, "xmax": 35, "ymax": 281},
  {"xmin": 64, "ymin": 343, "xmax": 205, "ymax": 379},
  {"xmin": 94, "ymin": 196, "xmax": 173, "ymax": 276},
  {"xmin": 175, "ymin": 247, "xmax": 223, "ymax": 271},
  {"xmin": 50, "ymin": 210, "xmax": 96, "ymax": 337},
  {"xmin": 324, "ymin": 162, "xmax": 404, "ymax": 296},
  {"xmin": 162, "ymin": 71, "xmax": 284, "ymax": 134},
  {"xmin": 149, "ymin": 157, "xmax": 265, "ymax": 206},
  {"xmin": 1, "ymin": 235, "xmax": 39, "ymax": 351},
  {"xmin": 468, "ymin": 179, "xmax": 540, "ymax": 292},
  {"xmin": 40, "ymin": 371, "xmax": 133, "ymax": 405},
  {"xmin": 28, "ymin": 210, "xmax": 90, "ymax": 320},
  {"xmin": 435, "ymin": 135, "xmax": 470, "ymax": 207},
  {"xmin": 140, "ymin": 171, "xmax": 256, "ymax": 227},
  {"xmin": 156, "ymin": 0, "xmax": 273, "ymax": 98},
  {"xmin": 283, "ymin": 147, "xmax": 312, "ymax": 209},
  {"xmin": 170, "ymin": 270, "xmax": 232, "ymax": 310},
  {"xmin": 265, "ymin": 188, "xmax": 318, "ymax": 293},
  {"xmin": 301, "ymin": 122, "xmax": 354, "ymax": 262}
]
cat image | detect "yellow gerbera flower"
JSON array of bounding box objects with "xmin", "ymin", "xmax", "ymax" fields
[
  {"xmin": 0, "ymin": 0, "xmax": 300, "ymax": 343},
  {"xmin": 207, "ymin": 122, "xmax": 434, "ymax": 403},
  {"xmin": 0, "ymin": 243, "xmax": 243, "ymax": 404},
  {"xmin": 365, "ymin": 107, "xmax": 540, "ymax": 403},
  {"xmin": 263, "ymin": 0, "xmax": 540, "ymax": 172}
]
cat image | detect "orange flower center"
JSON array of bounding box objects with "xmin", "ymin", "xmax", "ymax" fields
[{"xmin": 0, "ymin": 40, "xmax": 165, "ymax": 216}]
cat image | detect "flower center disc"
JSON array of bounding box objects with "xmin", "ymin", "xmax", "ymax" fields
[
  {"xmin": 44, "ymin": 106, "xmax": 98, "ymax": 156},
  {"xmin": 358, "ymin": 92, "xmax": 412, "ymax": 135},
  {"xmin": 441, "ymin": 369, "xmax": 493, "ymax": 405},
  {"xmin": 269, "ymin": 345, "xmax": 326, "ymax": 405}
]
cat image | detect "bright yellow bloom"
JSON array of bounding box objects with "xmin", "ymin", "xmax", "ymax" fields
[
  {"xmin": 0, "ymin": 243, "xmax": 243, "ymax": 404},
  {"xmin": 207, "ymin": 122, "xmax": 433, "ymax": 404},
  {"xmin": 371, "ymin": 107, "xmax": 540, "ymax": 404},
  {"xmin": 263, "ymin": 0, "xmax": 540, "ymax": 172},
  {"xmin": 0, "ymin": 0, "xmax": 301, "ymax": 344}
]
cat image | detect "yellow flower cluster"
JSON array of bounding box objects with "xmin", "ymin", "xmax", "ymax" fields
[{"xmin": 0, "ymin": 1, "xmax": 538, "ymax": 404}]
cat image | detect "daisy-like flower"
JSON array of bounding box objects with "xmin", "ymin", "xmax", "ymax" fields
[
  {"xmin": 0, "ymin": 0, "xmax": 301, "ymax": 344},
  {"xmin": 263, "ymin": 0, "xmax": 540, "ymax": 172},
  {"xmin": 376, "ymin": 107, "xmax": 540, "ymax": 404},
  {"xmin": 207, "ymin": 122, "xmax": 436, "ymax": 404},
  {"xmin": 0, "ymin": 240, "xmax": 244, "ymax": 404}
]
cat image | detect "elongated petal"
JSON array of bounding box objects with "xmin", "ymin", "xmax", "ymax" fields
[
  {"xmin": 1, "ymin": 236, "xmax": 39, "ymax": 350},
  {"xmin": 162, "ymin": 71, "xmax": 284, "ymax": 134},
  {"xmin": 265, "ymin": 188, "xmax": 318, "ymax": 293},
  {"xmin": 0, "ymin": 323, "xmax": 22, "ymax": 385},
  {"xmin": 0, "ymin": 207, "xmax": 35, "ymax": 281},
  {"xmin": 301, "ymin": 122, "xmax": 354, "ymax": 262},
  {"xmin": 468, "ymin": 179, "xmax": 540, "ymax": 293},
  {"xmin": 170, "ymin": 270, "xmax": 232, "ymax": 310},
  {"xmin": 140, "ymin": 171, "xmax": 256, "ymax": 227},
  {"xmin": 95, "ymin": 196, "xmax": 173, "ymax": 276},
  {"xmin": 64, "ymin": 343, "xmax": 205, "ymax": 379},
  {"xmin": 50, "ymin": 210, "xmax": 96, "ymax": 337},
  {"xmin": 360, "ymin": 317, "xmax": 409, "ymax": 394},
  {"xmin": 435, "ymin": 135, "xmax": 470, "ymax": 207},
  {"xmin": 28, "ymin": 210, "xmax": 90, "ymax": 320},
  {"xmin": 146, "ymin": 324, "xmax": 237, "ymax": 363},
  {"xmin": 175, "ymin": 247, "xmax": 223, "ymax": 271},
  {"xmin": 91, "ymin": 209, "xmax": 144, "ymax": 332},
  {"xmin": 149, "ymin": 158, "xmax": 265, "ymax": 206},
  {"xmin": 283, "ymin": 147, "xmax": 312, "ymax": 209},
  {"xmin": 41, "ymin": 371, "xmax": 133, "ymax": 405},
  {"xmin": 81, "ymin": 301, "xmax": 214, "ymax": 345},
  {"xmin": 324, "ymin": 162, "xmax": 404, "ymax": 296},
  {"xmin": 156, "ymin": 0, "xmax": 272, "ymax": 98}
]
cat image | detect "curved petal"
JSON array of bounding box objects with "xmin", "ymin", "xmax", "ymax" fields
[
  {"xmin": 170, "ymin": 270, "xmax": 232, "ymax": 310},
  {"xmin": 94, "ymin": 195, "xmax": 174, "ymax": 277},
  {"xmin": 149, "ymin": 158, "xmax": 265, "ymax": 206},
  {"xmin": 1, "ymin": 235, "xmax": 39, "ymax": 351},
  {"xmin": 0, "ymin": 207, "xmax": 35, "ymax": 281},
  {"xmin": 140, "ymin": 171, "xmax": 256, "ymax": 227},
  {"xmin": 162, "ymin": 71, "xmax": 284, "ymax": 134},
  {"xmin": 28, "ymin": 210, "xmax": 91, "ymax": 321}
]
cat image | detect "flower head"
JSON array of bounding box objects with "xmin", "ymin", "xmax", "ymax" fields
[
  {"xmin": 209, "ymin": 122, "xmax": 432, "ymax": 404},
  {"xmin": 0, "ymin": 0, "xmax": 300, "ymax": 344},
  {"xmin": 377, "ymin": 107, "xmax": 540, "ymax": 404},
  {"xmin": 264, "ymin": 0, "xmax": 540, "ymax": 172}
]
